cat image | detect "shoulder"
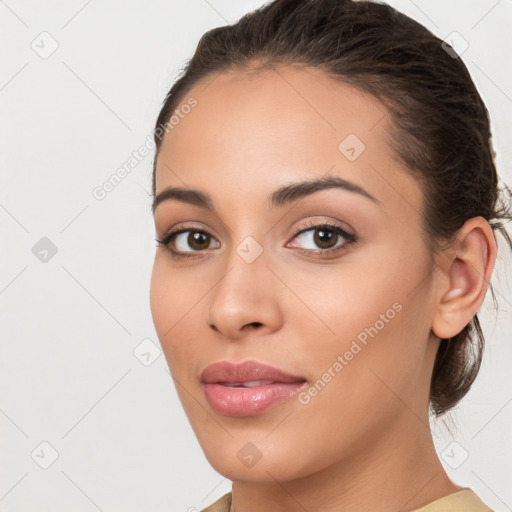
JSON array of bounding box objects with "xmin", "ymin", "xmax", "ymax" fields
[
  {"xmin": 412, "ymin": 488, "xmax": 493, "ymax": 512},
  {"xmin": 200, "ymin": 492, "xmax": 232, "ymax": 512},
  {"xmin": 198, "ymin": 489, "xmax": 492, "ymax": 512}
]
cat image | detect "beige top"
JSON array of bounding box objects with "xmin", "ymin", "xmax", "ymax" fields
[{"xmin": 200, "ymin": 488, "xmax": 493, "ymax": 512}]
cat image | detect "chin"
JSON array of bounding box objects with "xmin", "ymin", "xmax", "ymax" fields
[
  {"xmin": 196, "ymin": 433, "xmax": 316, "ymax": 483},
  {"xmin": 206, "ymin": 454, "xmax": 299, "ymax": 483}
]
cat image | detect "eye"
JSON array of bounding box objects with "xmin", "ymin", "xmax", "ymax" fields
[
  {"xmin": 287, "ymin": 221, "xmax": 356, "ymax": 256},
  {"xmin": 156, "ymin": 228, "xmax": 220, "ymax": 259},
  {"xmin": 156, "ymin": 221, "xmax": 357, "ymax": 260}
]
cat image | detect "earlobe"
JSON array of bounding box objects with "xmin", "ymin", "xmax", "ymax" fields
[{"xmin": 431, "ymin": 217, "xmax": 497, "ymax": 339}]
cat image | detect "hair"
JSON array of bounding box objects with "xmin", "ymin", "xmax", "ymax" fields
[{"xmin": 151, "ymin": 0, "xmax": 512, "ymax": 417}]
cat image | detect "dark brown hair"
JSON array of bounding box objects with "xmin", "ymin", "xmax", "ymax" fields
[{"xmin": 152, "ymin": 0, "xmax": 512, "ymax": 417}]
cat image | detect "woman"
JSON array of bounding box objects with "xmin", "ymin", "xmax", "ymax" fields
[{"xmin": 149, "ymin": 0, "xmax": 511, "ymax": 510}]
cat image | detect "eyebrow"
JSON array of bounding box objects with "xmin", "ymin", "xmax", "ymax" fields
[{"xmin": 151, "ymin": 175, "xmax": 380, "ymax": 214}]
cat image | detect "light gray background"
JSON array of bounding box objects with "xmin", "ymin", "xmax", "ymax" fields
[{"xmin": 1, "ymin": 1, "xmax": 511, "ymax": 511}]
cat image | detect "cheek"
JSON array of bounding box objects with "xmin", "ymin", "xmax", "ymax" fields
[
  {"xmin": 149, "ymin": 257, "xmax": 195, "ymax": 371},
  {"xmin": 149, "ymin": 257, "xmax": 173, "ymax": 340},
  {"xmin": 286, "ymin": 257, "xmax": 403, "ymax": 349},
  {"xmin": 283, "ymin": 287, "xmax": 427, "ymax": 475},
  {"xmin": 292, "ymin": 243, "xmax": 432, "ymax": 393}
]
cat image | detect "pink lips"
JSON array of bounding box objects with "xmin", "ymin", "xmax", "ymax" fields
[{"xmin": 201, "ymin": 360, "xmax": 307, "ymax": 417}]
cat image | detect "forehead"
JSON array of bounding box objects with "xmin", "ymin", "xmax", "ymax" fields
[
  {"xmin": 155, "ymin": 64, "xmax": 422, "ymax": 218},
  {"xmin": 161, "ymin": 64, "xmax": 391, "ymax": 157}
]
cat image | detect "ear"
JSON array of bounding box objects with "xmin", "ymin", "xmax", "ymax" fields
[{"xmin": 431, "ymin": 217, "xmax": 497, "ymax": 339}]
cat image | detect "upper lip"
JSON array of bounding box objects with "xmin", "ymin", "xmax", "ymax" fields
[{"xmin": 201, "ymin": 360, "xmax": 306, "ymax": 384}]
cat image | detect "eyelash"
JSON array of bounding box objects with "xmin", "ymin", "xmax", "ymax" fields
[{"xmin": 155, "ymin": 220, "xmax": 357, "ymax": 260}]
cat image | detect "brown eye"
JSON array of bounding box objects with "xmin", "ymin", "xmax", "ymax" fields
[
  {"xmin": 187, "ymin": 231, "xmax": 211, "ymax": 250},
  {"xmin": 312, "ymin": 228, "xmax": 338, "ymax": 249},
  {"xmin": 287, "ymin": 222, "xmax": 357, "ymax": 258},
  {"xmin": 156, "ymin": 228, "xmax": 220, "ymax": 256}
]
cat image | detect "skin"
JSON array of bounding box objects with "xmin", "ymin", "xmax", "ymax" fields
[{"xmin": 150, "ymin": 65, "xmax": 496, "ymax": 512}]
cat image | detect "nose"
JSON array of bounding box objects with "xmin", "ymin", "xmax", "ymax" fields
[{"xmin": 205, "ymin": 244, "xmax": 284, "ymax": 341}]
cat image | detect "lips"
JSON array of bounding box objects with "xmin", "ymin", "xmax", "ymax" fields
[{"xmin": 201, "ymin": 360, "xmax": 307, "ymax": 417}]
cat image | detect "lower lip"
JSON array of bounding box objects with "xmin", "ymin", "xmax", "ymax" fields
[{"xmin": 204, "ymin": 382, "xmax": 306, "ymax": 417}]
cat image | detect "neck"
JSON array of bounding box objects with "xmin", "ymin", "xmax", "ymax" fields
[{"xmin": 229, "ymin": 415, "xmax": 459, "ymax": 512}]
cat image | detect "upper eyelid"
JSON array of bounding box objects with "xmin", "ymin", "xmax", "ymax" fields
[
  {"xmin": 293, "ymin": 219, "xmax": 353, "ymax": 234},
  {"xmin": 161, "ymin": 220, "xmax": 352, "ymax": 237}
]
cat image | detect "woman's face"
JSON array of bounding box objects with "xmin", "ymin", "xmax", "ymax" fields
[{"xmin": 150, "ymin": 65, "xmax": 440, "ymax": 482}]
